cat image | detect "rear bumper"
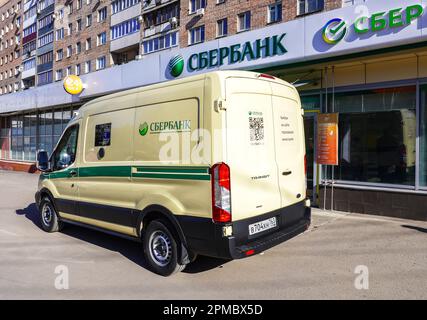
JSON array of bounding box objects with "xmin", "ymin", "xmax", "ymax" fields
[{"xmin": 179, "ymin": 200, "xmax": 311, "ymax": 260}]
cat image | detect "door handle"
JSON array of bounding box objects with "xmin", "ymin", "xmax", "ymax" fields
[
  {"xmin": 282, "ymin": 171, "xmax": 292, "ymax": 176},
  {"xmin": 69, "ymin": 170, "xmax": 77, "ymax": 177}
]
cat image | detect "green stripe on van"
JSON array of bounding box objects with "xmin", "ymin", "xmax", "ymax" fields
[
  {"xmin": 79, "ymin": 166, "xmax": 132, "ymax": 178},
  {"xmin": 133, "ymin": 173, "xmax": 210, "ymax": 181},
  {"xmin": 135, "ymin": 166, "xmax": 209, "ymax": 174},
  {"xmin": 43, "ymin": 165, "xmax": 211, "ymax": 181}
]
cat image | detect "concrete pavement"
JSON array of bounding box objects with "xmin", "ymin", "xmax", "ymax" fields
[{"xmin": 0, "ymin": 170, "xmax": 426, "ymax": 299}]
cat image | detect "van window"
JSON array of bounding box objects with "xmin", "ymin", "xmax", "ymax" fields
[
  {"xmin": 95, "ymin": 123, "xmax": 111, "ymax": 146},
  {"xmin": 52, "ymin": 124, "xmax": 79, "ymax": 171}
]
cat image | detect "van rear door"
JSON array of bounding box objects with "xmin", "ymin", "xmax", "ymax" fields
[
  {"xmin": 225, "ymin": 77, "xmax": 281, "ymax": 222},
  {"xmin": 270, "ymin": 82, "xmax": 306, "ymax": 209}
]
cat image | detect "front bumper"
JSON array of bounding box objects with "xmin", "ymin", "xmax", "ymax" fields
[{"xmin": 181, "ymin": 200, "xmax": 311, "ymax": 260}]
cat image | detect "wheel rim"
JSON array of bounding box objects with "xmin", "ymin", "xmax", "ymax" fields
[
  {"xmin": 42, "ymin": 203, "xmax": 53, "ymax": 226},
  {"xmin": 148, "ymin": 230, "xmax": 172, "ymax": 267}
]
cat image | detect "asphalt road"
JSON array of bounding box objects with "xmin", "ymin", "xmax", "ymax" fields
[{"xmin": 0, "ymin": 170, "xmax": 426, "ymax": 299}]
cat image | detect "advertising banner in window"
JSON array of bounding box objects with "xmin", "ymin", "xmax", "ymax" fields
[{"xmin": 317, "ymin": 113, "xmax": 338, "ymax": 166}]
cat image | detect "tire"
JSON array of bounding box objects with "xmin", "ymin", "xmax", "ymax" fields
[
  {"xmin": 39, "ymin": 197, "xmax": 63, "ymax": 233},
  {"xmin": 143, "ymin": 220, "xmax": 186, "ymax": 276}
]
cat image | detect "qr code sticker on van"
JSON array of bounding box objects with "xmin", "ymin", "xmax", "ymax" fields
[{"xmin": 249, "ymin": 117, "xmax": 264, "ymax": 142}]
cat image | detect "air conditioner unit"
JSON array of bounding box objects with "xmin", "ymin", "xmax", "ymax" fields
[
  {"xmin": 169, "ymin": 17, "xmax": 178, "ymax": 27},
  {"xmin": 52, "ymin": 13, "xmax": 56, "ymax": 20},
  {"xmin": 18, "ymin": 66, "xmax": 23, "ymax": 72},
  {"xmin": 135, "ymin": 54, "xmax": 143, "ymax": 60},
  {"xmin": 137, "ymin": 15, "xmax": 143, "ymax": 24},
  {"xmin": 196, "ymin": 8, "xmax": 205, "ymax": 16},
  {"xmin": 37, "ymin": 8, "xmax": 41, "ymax": 14}
]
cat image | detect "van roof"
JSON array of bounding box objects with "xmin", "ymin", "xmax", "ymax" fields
[{"xmin": 78, "ymin": 70, "xmax": 296, "ymax": 116}]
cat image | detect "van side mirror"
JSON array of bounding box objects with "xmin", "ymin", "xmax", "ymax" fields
[{"xmin": 36, "ymin": 150, "xmax": 50, "ymax": 172}]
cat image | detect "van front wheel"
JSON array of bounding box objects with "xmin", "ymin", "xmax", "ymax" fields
[{"xmin": 143, "ymin": 220, "xmax": 185, "ymax": 276}]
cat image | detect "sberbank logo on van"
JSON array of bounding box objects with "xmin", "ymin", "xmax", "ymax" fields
[
  {"xmin": 167, "ymin": 33, "xmax": 287, "ymax": 77},
  {"xmin": 322, "ymin": 4, "xmax": 424, "ymax": 45},
  {"xmin": 139, "ymin": 120, "xmax": 191, "ymax": 136}
]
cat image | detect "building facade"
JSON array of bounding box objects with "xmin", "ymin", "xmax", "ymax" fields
[{"xmin": 0, "ymin": 0, "xmax": 427, "ymax": 221}]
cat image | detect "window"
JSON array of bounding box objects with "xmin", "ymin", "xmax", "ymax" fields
[
  {"xmin": 95, "ymin": 123, "xmax": 111, "ymax": 146},
  {"xmin": 189, "ymin": 25, "xmax": 204, "ymax": 45},
  {"xmin": 56, "ymin": 49, "xmax": 63, "ymax": 61},
  {"xmin": 55, "ymin": 69, "xmax": 63, "ymax": 81},
  {"xmin": 96, "ymin": 56, "xmax": 106, "ymax": 70},
  {"xmin": 75, "ymin": 64, "xmax": 81, "ymax": 75},
  {"xmin": 23, "ymin": 58, "xmax": 35, "ymax": 71},
  {"xmin": 217, "ymin": 18, "xmax": 227, "ymax": 37},
  {"xmin": 85, "ymin": 38, "xmax": 91, "ymax": 50},
  {"xmin": 110, "ymin": 18, "xmax": 140, "ymax": 40},
  {"xmin": 98, "ymin": 7, "xmax": 107, "ymax": 22},
  {"xmin": 38, "ymin": 32, "xmax": 53, "ymax": 47},
  {"xmin": 142, "ymin": 32, "xmax": 178, "ymax": 54},
  {"xmin": 52, "ymin": 125, "xmax": 79, "ymax": 171},
  {"xmin": 85, "ymin": 60, "xmax": 91, "ymax": 73},
  {"xmin": 67, "ymin": 45, "xmax": 72, "ymax": 57},
  {"xmin": 111, "ymin": 0, "xmax": 141, "ymax": 14},
  {"xmin": 37, "ymin": 70, "xmax": 53, "ymax": 85},
  {"xmin": 38, "ymin": 14, "xmax": 53, "ymax": 30},
  {"xmin": 189, "ymin": 0, "xmax": 206, "ymax": 14},
  {"xmin": 68, "ymin": 23, "xmax": 72, "ymax": 36},
  {"xmin": 238, "ymin": 11, "xmax": 251, "ymax": 31},
  {"xmin": 23, "ymin": 24, "xmax": 36, "ymax": 37},
  {"xmin": 76, "ymin": 19, "xmax": 82, "ymax": 32},
  {"xmin": 86, "ymin": 14, "xmax": 92, "ymax": 27},
  {"xmin": 327, "ymin": 86, "xmax": 416, "ymax": 186},
  {"xmin": 342, "ymin": 0, "xmax": 367, "ymax": 7},
  {"xmin": 66, "ymin": 66, "xmax": 71, "ymax": 76},
  {"xmin": 420, "ymin": 85, "xmax": 427, "ymax": 188},
  {"xmin": 67, "ymin": 3, "xmax": 73, "ymax": 15},
  {"xmin": 76, "ymin": 42, "xmax": 81, "ymax": 54},
  {"xmin": 97, "ymin": 32, "xmax": 106, "ymax": 45},
  {"xmin": 58, "ymin": 8, "xmax": 64, "ymax": 19},
  {"xmin": 38, "ymin": 51, "xmax": 53, "ymax": 65},
  {"xmin": 268, "ymin": 2, "xmax": 282, "ymax": 23},
  {"xmin": 298, "ymin": 0, "xmax": 324, "ymax": 15},
  {"xmin": 56, "ymin": 28, "xmax": 64, "ymax": 40},
  {"xmin": 77, "ymin": 0, "xmax": 82, "ymax": 10}
]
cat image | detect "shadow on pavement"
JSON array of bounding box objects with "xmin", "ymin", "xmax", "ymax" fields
[
  {"xmin": 401, "ymin": 224, "xmax": 427, "ymax": 234},
  {"xmin": 16, "ymin": 203, "xmax": 41, "ymax": 228},
  {"xmin": 15, "ymin": 202, "xmax": 229, "ymax": 274}
]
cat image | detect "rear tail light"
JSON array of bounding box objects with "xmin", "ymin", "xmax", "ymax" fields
[
  {"xmin": 304, "ymin": 154, "xmax": 307, "ymax": 176},
  {"xmin": 211, "ymin": 162, "xmax": 231, "ymax": 223},
  {"xmin": 258, "ymin": 73, "xmax": 276, "ymax": 80}
]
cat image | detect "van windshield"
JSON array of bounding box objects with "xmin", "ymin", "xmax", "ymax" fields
[{"xmin": 52, "ymin": 125, "xmax": 79, "ymax": 171}]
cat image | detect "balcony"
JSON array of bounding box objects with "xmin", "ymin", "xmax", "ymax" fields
[
  {"xmin": 144, "ymin": 20, "xmax": 174, "ymax": 38},
  {"xmin": 110, "ymin": 32, "xmax": 140, "ymax": 53},
  {"xmin": 111, "ymin": 3, "xmax": 142, "ymax": 26},
  {"xmin": 22, "ymin": 67, "xmax": 36, "ymax": 80},
  {"xmin": 142, "ymin": 0, "xmax": 178, "ymax": 14}
]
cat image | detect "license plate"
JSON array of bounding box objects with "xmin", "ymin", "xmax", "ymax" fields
[{"xmin": 249, "ymin": 217, "xmax": 277, "ymax": 236}]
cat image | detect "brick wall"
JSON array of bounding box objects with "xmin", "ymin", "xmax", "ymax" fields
[
  {"xmin": 0, "ymin": 0, "xmax": 23, "ymax": 95},
  {"xmin": 179, "ymin": 0, "xmax": 342, "ymax": 48},
  {"xmin": 53, "ymin": 0, "xmax": 111, "ymax": 82}
]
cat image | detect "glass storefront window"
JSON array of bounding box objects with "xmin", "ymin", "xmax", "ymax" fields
[
  {"xmin": 326, "ymin": 86, "xmax": 416, "ymax": 186},
  {"xmin": 420, "ymin": 85, "xmax": 427, "ymax": 188}
]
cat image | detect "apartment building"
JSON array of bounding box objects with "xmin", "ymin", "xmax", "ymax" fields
[
  {"xmin": 179, "ymin": 0, "xmax": 341, "ymax": 48},
  {"xmin": 36, "ymin": 0, "xmax": 54, "ymax": 86},
  {"xmin": 53, "ymin": 0, "xmax": 111, "ymax": 82},
  {"xmin": 0, "ymin": 0, "xmax": 23, "ymax": 95},
  {"xmin": 110, "ymin": 0, "xmax": 141, "ymax": 65},
  {"xmin": 141, "ymin": 0, "xmax": 180, "ymax": 56}
]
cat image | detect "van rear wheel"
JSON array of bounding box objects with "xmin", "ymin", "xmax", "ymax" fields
[{"xmin": 143, "ymin": 220, "xmax": 185, "ymax": 276}]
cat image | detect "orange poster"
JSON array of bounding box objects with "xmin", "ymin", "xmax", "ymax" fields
[{"xmin": 317, "ymin": 113, "xmax": 339, "ymax": 166}]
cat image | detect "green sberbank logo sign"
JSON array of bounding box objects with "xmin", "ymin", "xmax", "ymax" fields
[
  {"xmin": 139, "ymin": 120, "xmax": 191, "ymax": 136},
  {"xmin": 167, "ymin": 33, "xmax": 287, "ymax": 78},
  {"xmin": 322, "ymin": 4, "xmax": 424, "ymax": 45}
]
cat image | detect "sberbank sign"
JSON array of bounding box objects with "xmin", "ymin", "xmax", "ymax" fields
[
  {"xmin": 168, "ymin": 34, "xmax": 287, "ymax": 77},
  {"xmin": 323, "ymin": 4, "xmax": 425, "ymax": 45},
  {"xmin": 139, "ymin": 120, "xmax": 191, "ymax": 136}
]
